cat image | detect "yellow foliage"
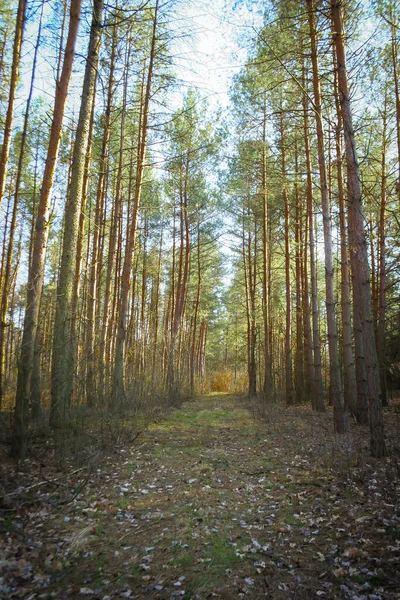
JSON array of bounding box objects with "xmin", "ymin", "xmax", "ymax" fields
[{"xmin": 209, "ymin": 370, "xmax": 248, "ymax": 393}]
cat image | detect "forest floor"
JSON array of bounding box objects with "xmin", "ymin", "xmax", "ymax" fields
[{"xmin": 1, "ymin": 393, "xmax": 400, "ymax": 600}]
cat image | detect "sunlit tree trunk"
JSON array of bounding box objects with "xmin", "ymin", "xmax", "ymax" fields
[
  {"xmin": 389, "ymin": 12, "xmax": 400, "ymax": 208},
  {"xmin": 167, "ymin": 148, "xmax": 190, "ymax": 401},
  {"xmin": 301, "ymin": 198, "xmax": 314, "ymax": 402},
  {"xmin": 302, "ymin": 71, "xmax": 324, "ymax": 412},
  {"xmin": 100, "ymin": 58, "xmax": 129, "ymax": 398},
  {"xmin": 12, "ymin": 0, "xmax": 82, "ymax": 458},
  {"xmin": 0, "ymin": 0, "xmax": 26, "ymax": 212},
  {"xmin": 331, "ymin": 0, "xmax": 386, "ymax": 456},
  {"xmin": 261, "ymin": 99, "xmax": 272, "ymax": 400},
  {"xmin": 333, "ymin": 51, "xmax": 357, "ymax": 416},
  {"xmin": 307, "ymin": 0, "xmax": 344, "ymax": 431},
  {"xmin": 70, "ymin": 95, "xmax": 95, "ymax": 403},
  {"xmin": 151, "ymin": 225, "xmax": 163, "ymax": 387},
  {"xmin": 294, "ymin": 143, "xmax": 304, "ymax": 404},
  {"xmin": 0, "ymin": 1, "xmax": 44, "ymax": 408},
  {"xmin": 51, "ymin": 0, "xmax": 103, "ymax": 430},
  {"xmin": 280, "ymin": 111, "xmax": 294, "ymax": 406},
  {"xmin": 86, "ymin": 17, "xmax": 116, "ymax": 406},
  {"xmin": 112, "ymin": 0, "xmax": 159, "ymax": 403},
  {"xmin": 378, "ymin": 95, "xmax": 388, "ymax": 407},
  {"xmin": 190, "ymin": 215, "xmax": 201, "ymax": 396}
]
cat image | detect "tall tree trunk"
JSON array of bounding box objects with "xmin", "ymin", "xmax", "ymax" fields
[
  {"xmin": 112, "ymin": 0, "xmax": 159, "ymax": 403},
  {"xmin": 294, "ymin": 143, "xmax": 304, "ymax": 404},
  {"xmin": 151, "ymin": 225, "xmax": 163, "ymax": 387},
  {"xmin": 0, "ymin": 0, "xmax": 44, "ymax": 408},
  {"xmin": 12, "ymin": 0, "xmax": 82, "ymax": 458},
  {"xmin": 190, "ymin": 215, "xmax": 201, "ymax": 397},
  {"xmin": 333, "ymin": 49, "xmax": 357, "ymax": 416},
  {"xmin": 86, "ymin": 17, "xmax": 116, "ymax": 406},
  {"xmin": 168, "ymin": 150, "xmax": 191, "ymax": 401},
  {"xmin": 301, "ymin": 196, "xmax": 314, "ymax": 402},
  {"xmin": 390, "ymin": 12, "xmax": 400, "ymax": 209},
  {"xmin": 307, "ymin": 0, "xmax": 344, "ymax": 431},
  {"xmin": 51, "ymin": 0, "xmax": 103, "ymax": 430},
  {"xmin": 70, "ymin": 94, "xmax": 95, "ymax": 403},
  {"xmin": 261, "ymin": 99, "xmax": 272, "ymax": 400},
  {"xmin": 331, "ymin": 0, "xmax": 386, "ymax": 456},
  {"xmin": 280, "ymin": 111, "xmax": 294, "ymax": 406},
  {"xmin": 0, "ymin": 0, "xmax": 27, "ymax": 212},
  {"xmin": 302, "ymin": 66, "xmax": 325, "ymax": 412},
  {"xmin": 100, "ymin": 60, "xmax": 128, "ymax": 398},
  {"xmin": 377, "ymin": 96, "xmax": 388, "ymax": 407}
]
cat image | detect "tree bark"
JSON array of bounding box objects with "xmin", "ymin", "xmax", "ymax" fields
[
  {"xmin": 302, "ymin": 64, "xmax": 325, "ymax": 412},
  {"xmin": 333, "ymin": 48, "xmax": 357, "ymax": 416},
  {"xmin": 86, "ymin": 17, "xmax": 116, "ymax": 406},
  {"xmin": 261, "ymin": 98, "xmax": 272, "ymax": 400},
  {"xmin": 331, "ymin": 0, "xmax": 386, "ymax": 456},
  {"xmin": 294, "ymin": 143, "xmax": 304, "ymax": 404},
  {"xmin": 0, "ymin": 0, "xmax": 26, "ymax": 212},
  {"xmin": 307, "ymin": 0, "xmax": 344, "ymax": 431},
  {"xmin": 51, "ymin": 0, "xmax": 103, "ymax": 430},
  {"xmin": 12, "ymin": 0, "xmax": 82, "ymax": 458},
  {"xmin": 112, "ymin": 0, "xmax": 159, "ymax": 403},
  {"xmin": 377, "ymin": 95, "xmax": 388, "ymax": 407},
  {"xmin": 0, "ymin": 0, "xmax": 44, "ymax": 408},
  {"xmin": 280, "ymin": 111, "xmax": 294, "ymax": 406}
]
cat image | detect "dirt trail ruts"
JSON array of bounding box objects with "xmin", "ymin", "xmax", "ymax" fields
[{"xmin": 1, "ymin": 394, "xmax": 399, "ymax": 599}]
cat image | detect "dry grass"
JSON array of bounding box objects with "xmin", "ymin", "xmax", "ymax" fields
[{"xmin": 209, "ymin": 369, "xmax": 247, "ymax": 393}]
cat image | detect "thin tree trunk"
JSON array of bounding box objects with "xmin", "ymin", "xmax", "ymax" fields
[
  {"xmin": 51, "ymin": 0, "xmax": 103, "ymax": 430},
  {"xmin": 280, "ymin": 111, "xmax": 294, "ymax": 406},
  {"xmin": 86, "ymin": 18, "xmax": 116, "ymax": 405},
  {"xmin": 307, "ymin": 0, "xmax": 344, "ymax": 431},
  {"xmin": 12, "ymin": 0, "xmax": 82, "ymax": 458},
  {"xmin": 302, "ymin": 195, "xmax": 314, "ymax": 402},
  {"xmin": 261, "ymin": 98, "xmax": 272, "ymax": 400},
  {"xmin": 302, "ymin": 66, "xmax": 324, "ymax": 412},
  {"xmin": 390, "ymin": 13, "xmax": 400, "ymax": 209},
  {"xmin": 378, "ymin": 96, "xmax": 388, "ymax": 407},
  {"xmin": 190, "ymin": 215, "xmax": 201, "ymax": 397},
  {"xmin": 294, "ymin": 143, "xmax": 304, "ymax": 404},
  {"xmin": 0, "ymin": 0, "xmax": 44, "ymax": 408},
  {"xmin": 112, "ymin": 0, "xmax": 159, "ymax": 403},
  {"xmin": 0, "ymin": 0, "xmax": 27, "ymax": 212},
  {"xmin": 70, "ymin": 93, "xmax": 95, "ymax": 404},
  {"xmin": 100, "ymin": 60, "xmax": 128, "ymax": 398},
  {"xmin": 331, "ymin": 0, "xmax": 386, "ymax": 456},
  {"xmin": 333, "ymin": 49, "xmax": 357, "ymax": 416},
  {"xmin": 151, "ymin": 225, "xmax": 163, "ymax": 387}
]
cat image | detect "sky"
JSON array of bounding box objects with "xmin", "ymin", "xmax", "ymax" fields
[
  {"xmin": 169, "ymin": 0, "xmax": 261, "ymax": 108},
  {"xmin": 7, "ymin": 0, "xmax": 260, "ymax": 290}
]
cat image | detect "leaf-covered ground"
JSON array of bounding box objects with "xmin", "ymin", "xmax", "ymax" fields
[{"xmin": 1, "ymin": 394, "xmax": 400, "ymax": 599}]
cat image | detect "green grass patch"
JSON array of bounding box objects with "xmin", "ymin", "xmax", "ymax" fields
[
  {"xmin": 206, "ymin": 537, "xmax": 241, "ymax": 568},
  {"xmin": 284, "ymin": 515, "xmax": 302, "ymax": 526},
  {"xmin": 211, "ymin": 456, "xmax": 231, "ymax": 468},
  {"xmin": 117, "ymin": 497, "xmax": 131, "ymax": 510},
  {"xmin": 129, "ymin": 563, "xmax": 143, "ymax": 583},
  {"xmin": 125, "ymin": 463, "xmax": 137, "ymax": 471},
  {"xmin": 386, "ymin": 526, "xmax": 400, "ymax": 539},
  {"xmin": 150, "ymin": 408, "xmax": 238, "ymax": 432},
  {"xmin": 350, "ymin": 573, "xmax": 387, "ymax": 587}
]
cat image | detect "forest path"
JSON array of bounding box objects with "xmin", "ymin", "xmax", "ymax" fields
[{"xmin": 2, "ymin": 394, "xmax": 400, "ymax": 599}]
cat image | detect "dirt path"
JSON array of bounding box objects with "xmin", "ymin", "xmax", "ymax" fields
[{"xmin": 1, "ymin": 394, "xmax": 399, "ymax": 599}]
